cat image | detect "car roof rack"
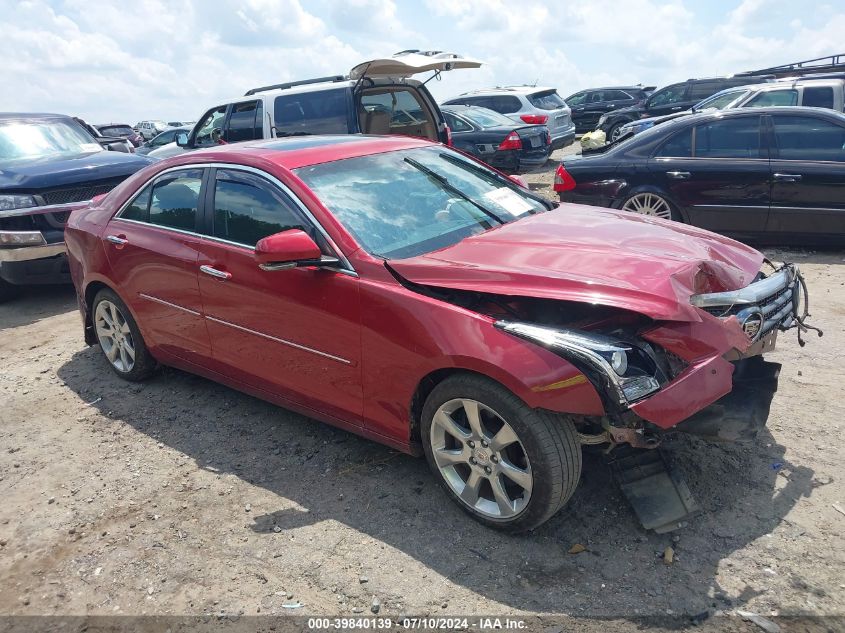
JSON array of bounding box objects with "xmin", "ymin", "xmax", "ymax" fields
[
  {"xmin": 244, "ymin": 75, "xmax": 347, "ymax": 96},
  {"xmin": 737, "ymin": 53, "xmax": 845, "ymax": 78}
]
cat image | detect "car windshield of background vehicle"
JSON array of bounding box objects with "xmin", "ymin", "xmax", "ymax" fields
[
  {"xmin": 0, "ymin": 120, "xmax": 102, "ymax": 164},
  {"xmin": 295, "ymin": 146, "xmax": 549, "ymax": 259},
  {"xmin": 274, "ymin": 88, "xmax": 349, "ymax": 136},
  {"xmin": 527, "ymin": 90, "xmax": 566, "ymax": 110},
  {"xmin": 694, "ymin": 89, "xmax": 749, "ymax": 111},
  {"xmin": 459, "ymin": 107, "xmax": 519, "ymax": 129}
]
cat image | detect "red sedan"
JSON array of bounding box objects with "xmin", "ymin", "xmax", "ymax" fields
[{"xmin": 65, "ymin": 136, "xmax": 814, "ymax": 532}]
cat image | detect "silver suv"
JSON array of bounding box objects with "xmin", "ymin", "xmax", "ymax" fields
[{"xmin": 442, "ymin": 86, "xmax": 576, "ymax": 149}]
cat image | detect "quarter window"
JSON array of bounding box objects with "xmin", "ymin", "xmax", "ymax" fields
[
  {"xmin": 212, "ymin": 170, "xmax": 311, "ymax": 246},
  {"xmin": 772, "ymin": 115, "xmax": 845, "ymax": 162},
  {"xmin": 694, "ymin": 118, "xmax": 760, "ymax": 158},
  {"xmin": 802, "ymin": 87, "xmax": 835, "ymax": 109}
]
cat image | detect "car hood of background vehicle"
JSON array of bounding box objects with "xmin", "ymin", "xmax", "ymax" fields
[
  {"xmin": 0, "ymin": 151, "xmax": 154, "ymax": 191},
  {"xmin": 389, "ymin": 205, "xmax": 764, "ymax": 322}
]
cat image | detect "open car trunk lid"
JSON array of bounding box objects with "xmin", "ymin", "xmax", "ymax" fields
[{"xmin": 349, "ymin": 51, "xmax": 483, "ymax": 80}]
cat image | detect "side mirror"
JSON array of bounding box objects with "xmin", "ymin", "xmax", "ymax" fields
[
  {"xmin": 175, "ymin": 132, "xmax": 189, "ymax": 147},
  {"xmin": 508, "ymin": 174, "xmax": 529, "ymax": 189},
  {"xmin": 254, "ymin": 229, "xmax": 337, "ymax": 271}
]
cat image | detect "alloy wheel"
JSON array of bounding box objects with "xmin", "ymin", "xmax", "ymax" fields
[
  {"xmin": 622, "ymin": 192, "xmax": 673, "ymax": 219},
  {"xmin": 429, "ymin": 398, "xmax": 533, "ymax": 519},
  {"xmin": 94, "ymin": 300, "xmax": 136, "ymax": 373}
]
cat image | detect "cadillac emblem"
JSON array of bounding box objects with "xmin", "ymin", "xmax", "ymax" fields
[{"xmin": 738, "ymin": 308, "xmax": 764, "ymax": 341}]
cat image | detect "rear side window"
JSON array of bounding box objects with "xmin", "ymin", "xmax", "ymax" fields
[
  {"xmin": 119, "ymin": 169, "xmax": 203, "ymax": 230},
  {"xmin": 802, "ymin": 87, "xmax": 835, "ymax": 109},
  {"xmin": 746, "ymin": 89, "xmax": 798, "ymax": 108},
  {"xmin": 212, "ymin": 170, "xmax": 310, "ymax": 246},
  {"xmin": 527, "ymin": 90, "xmax": 566, "ymax": 110},
  {"xmin": 225, "ymin": 100, "xmax": 262, "ymax": 142},
  {"xmin": 694, "ymin": 118, "xmax": 761, "ymax": 158},
  {"xmin": 772, "ymin": 115, "xmax": 845, "ymax": 162},
  {"xmin": 273, "ymin": 88, "xmax": 350, "ymax": 136},
  {"xmin": 655, "ymin": 128, "xmax": 692, "ymax": 157}
]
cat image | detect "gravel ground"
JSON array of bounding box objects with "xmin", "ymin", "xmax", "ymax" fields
[{"xmin": 1, "ymin": 146, "xmax": 843, "ymax": 631}]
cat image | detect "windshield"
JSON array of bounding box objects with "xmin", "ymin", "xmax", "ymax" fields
[
  {"xmin": 458, "ymin": 107, "xmax": 518, "ymax": 128},
  {"xmin": 0, "ymin": 119, "xmax": 102, "ymax": 164},
  {"xmin": 694, "ymin": 89, "xmax": 749, "ymax": 111},
  {"xmin": 296, "ymin": 146, "xmax": 550, "ymax": 259}
]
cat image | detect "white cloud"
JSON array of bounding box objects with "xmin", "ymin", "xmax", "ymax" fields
[{"xmin": 0, "ymin": 0, "xmax": 843, "ymax": 123}]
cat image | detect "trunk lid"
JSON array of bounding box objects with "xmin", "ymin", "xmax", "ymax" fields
[
  {"xmin": 388, "ymin": 205, "xmax": 764, "ymax": 322},
  {"xmin": 349, "ymin": 51, "xmax": 483, "ymax": 79}
]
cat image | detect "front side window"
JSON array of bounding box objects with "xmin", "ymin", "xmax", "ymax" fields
[
  {"xmin": 772, "ymin": 115, "xmax": 845, "ymax": 162},
  {"xmin": 746, "ymin": 89, "xmax": 798, "ymax": 108},
  {"xmin": 273, "ymin": 88, "xmax": 350, "ymax": 136},
  {"xmin": 211, "ymin": 170, "xmax": 311, "ymax": 246},
  {"xmin": 194, "ymin": 106, "xmax": 227, "ymax": 147},
  {"xmin": 686, "ymin": 81, "xmax": 724, "ymax": 101},
  {"xmin": 295, "ymin": 146, "xmax": 549, "ymax": 259},
  {"xmin": 225, "ymin": 100, "xmax": 261, "ymax": 143},
  {"xmin": 118, "ymin": 169, "xmax": 203, "ymax": 230},
  {"xmin": 694, "ymin": 117, "xmax": 761, "ymax": 158},
  {"xmin": 565, "ymin": 92, "xmax": 587, "ymax": 106},
  {"xmin": 527, "ymin": 90, "xmax": 566, "ymax": 110},
  {"xmin": 648, "ymin": 84, "xmax": 687, "ymax": 107}
]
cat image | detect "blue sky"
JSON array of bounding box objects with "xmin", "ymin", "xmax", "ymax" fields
[{"xmin": 1, "ymin": 0, "xmax": 843, "ymax": 123}]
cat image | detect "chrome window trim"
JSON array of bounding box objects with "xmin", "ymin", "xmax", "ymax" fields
[
  {"xmin": 138, "ymin": 293, "xmax": 201, "ymax": 316},
  {"xmin": 112, "ymin": 162, "xmax": 357, "ymax": 276},
  {"xmin": 205, "ymin": 315, "xmax": 351, "ymax": 365}
]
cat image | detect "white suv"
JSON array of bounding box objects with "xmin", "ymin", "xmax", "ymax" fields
[
  {"xmin": 148, "ymin": 51, "xmax": 481, "ymax": 160},
  {"xmin": 442, "ymin": 86, "xmax": 576, "ymax": 150},
  {"xmin": 136, "ymin": 120, "xmax": 167, "ymax": 140}
]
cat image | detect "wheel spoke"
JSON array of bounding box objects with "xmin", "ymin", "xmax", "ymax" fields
[
  {"xmin": 105, "ymin": 342, "xmax": 119, "ymax": 362},
  {"xmin": 122, "ymin": 339, "xmax": 136, "ymax": 361},
  {"xmin": 434, "ymin": 410, "xmax": 470, "ymax": 442},
  {"xmin": 462, "ymin": 400, "xmax": 485, "ymax": 439},
  {"xmin": 459, "ymin": 470, "xmax": 483, "ymax": 506},
  {"xmin": 490, "ymin": 424, "xmax": 519, "ymax": 452},
  {"xmin": 119, "ymin": 344, "xmax": 130, "ymax": 370},
  {"xmin": 491, "ymin": 475, "xmax": 515, "ymax": 515},
  {"xmin": 499, "ymin": 460, "xmax": 533, "ymax": 493},
  {"xmin": 433, "ymin": 447, "xmax": 467, "ymax": 468}
]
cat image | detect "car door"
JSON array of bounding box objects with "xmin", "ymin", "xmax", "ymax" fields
[
  {"xmin": 565, "ymin": 91, "xmax": 590, "ymax": 130},
  {"xmin": 648, "ymin": 114, "xmax": 771, "ymax": 234},
  {"xmin": 766, "ymin": 113, "xmax": 845, "ymax": 238},
  {"xmin": 104, "ymin": 167, "xmax": 212, "ymax": 365},
  {"xmin": 195, "ymin": 167, "xmax": 363, "ymax": 428}
]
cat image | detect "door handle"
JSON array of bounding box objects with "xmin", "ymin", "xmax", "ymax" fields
[
  {"xmin": 106, "ymin": 234, "xmax": 128, "ymax": 246},
  {"xmin": 773, "ymin": 173, "xmax": 802, "ymax": 182},
  {"xmin": 200, "ymin": 265, "xmax": 232, "ymax": 280},
  {"xmin": 666, "ymin": 171, "xmax": 691, "ymax": 180}
]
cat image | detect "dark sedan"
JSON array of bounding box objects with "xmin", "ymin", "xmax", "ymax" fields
[
  {"xmin": 554, "ymin": 107, "xmax": 845, "ymax": 244},
  {"xmin": 442, "ymin": 105, "xmax": 550, "ymax": 173}
]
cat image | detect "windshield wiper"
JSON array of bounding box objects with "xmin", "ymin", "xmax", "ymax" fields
[{"xmin": 403, "ymin": 157, "xmax": 505, "ymax": 225}]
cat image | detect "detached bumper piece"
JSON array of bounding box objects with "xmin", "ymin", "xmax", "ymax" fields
[{"xmin": 609, "ymin": 448, "xmax": 699, "ymax": 533}]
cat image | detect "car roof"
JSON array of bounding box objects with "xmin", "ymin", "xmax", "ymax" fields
[
  {"xmin": 450, "ymin": 86, "xmax": 556, "ymax": 97},
  {"xmin": 576, "ymin": 86, "xmax": 649, "ymax": 92},
  {"xmin": 159, "ymin": 134, "xmax": 434, "ymax": 171},
  {"xmin": 0, "ymin": 112, "xmax": 71, "ymax": 121}
]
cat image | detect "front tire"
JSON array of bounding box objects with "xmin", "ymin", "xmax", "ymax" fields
[
  {"xmin": 421, "ymin": 374, "xmax": 582, "ymax": 532},
  {"xmin": 92, "ymin": 288, "xmax": 156, "ymax": 381}
]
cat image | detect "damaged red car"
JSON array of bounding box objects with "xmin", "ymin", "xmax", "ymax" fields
[{"xmin": 64, "ymin": 136, "xmax": 819, "ymax": 533}]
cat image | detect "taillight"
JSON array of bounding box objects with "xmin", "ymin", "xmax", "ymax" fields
[
  {"xmin": 553, "ymin": 164, "xmax": 577, "ymax": 192},
  {"xmin": 445, "ymin": 124, "xmax": 452, "ymax": 147},
  {"xmin": 497, "ymin": 131, "xmax": 522, "ymax": 151},
  {"xmin": 520, "ymin": 114, "xmax": 548, "ymax": 125}
]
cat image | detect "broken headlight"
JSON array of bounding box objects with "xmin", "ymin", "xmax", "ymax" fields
[{"xmin": 495, "ymin": 321, "xmax": 660, "ymax": 406}]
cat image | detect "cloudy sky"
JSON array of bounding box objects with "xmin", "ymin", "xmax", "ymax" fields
[{"xmin": 2, "ymin": 0, "xmax": 844, "ymax": 124}]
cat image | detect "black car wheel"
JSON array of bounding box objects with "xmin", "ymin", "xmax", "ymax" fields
[
  {"xmin": 621, "ymin": 191, "xmax": 679, "ymax": 221},
  {"xmin": 608, "ymin": 122, "xmax": 626, "ymax": 142}
]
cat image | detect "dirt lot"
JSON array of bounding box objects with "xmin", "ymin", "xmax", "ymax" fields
[{"xmin": 1, "ymin": 148, "xmax": 844, "ymax": 631}]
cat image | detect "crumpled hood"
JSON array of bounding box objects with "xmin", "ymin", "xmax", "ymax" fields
[{"xmin": 388, "ymin": 205, "xmax": 764, "ymax": 322}]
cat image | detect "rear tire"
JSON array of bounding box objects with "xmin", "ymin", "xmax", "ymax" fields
[
  {"xmin": 92, "ymin": 288, "xmax": 156, "ymax": 381},
  {"xmin": 421, "ymin": 374, "xmax": 582, "ymax": 533}
]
